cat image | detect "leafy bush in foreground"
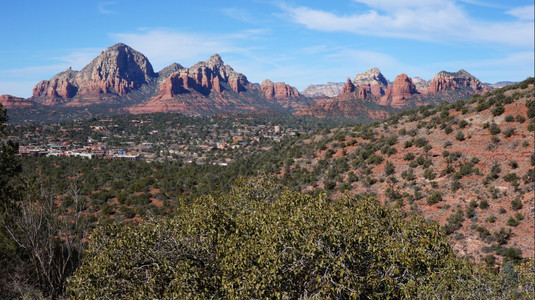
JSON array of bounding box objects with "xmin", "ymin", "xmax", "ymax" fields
[
  {"xmin": 67, "ymin": 176, "xmax": 534, "ymax": 299},
  {"xmin": 69, "ymin": 177, "xmax": 457, "ymax": 298}
]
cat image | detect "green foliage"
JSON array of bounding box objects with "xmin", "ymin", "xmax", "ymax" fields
[
  {"xmin": 384, "ymin": 161, "xmax": 395, "ymax": 176},
  {"xmin": 423, "ymin": 168, "xmax": 436, "ymax": 180},
  {"xmin": 426, "ymin": 191, "xmax": 442, "ymax": 205},
  {"xmin": 506, "ymin": 217, "xmax": 520, "ymax": 227},
  {"xmin": 491, "ymin": 105, "xmax": 505, "ymax": 116},
  {"xmin": 488, "ymin": 122, "xmax": 501, "ymax": 135},
  {"xmin": 479, "ymin": 199, "xmax": 489, "ymax": 209},
  {"xmin": 494, "ymin": 227, "xmax": 513, "ymax": 245},
  {"xmin": 417, "ymin": 260, "xmax": 534, "ymax": 299},
  {"xmin": 68, "ymin": 177, "xmax": 463, "ymax": 299},
  {"xmin": 511, "ymin": 198, "xmax": 523, "ymax": 210},
  {"xmin": 403, "ymin": 152, "xmax": 415, "ymax": 161},
  {"xmin": 413, "ymin": 137, "xmax": 429, "ymax": 148},
  {"xmin": 526, "ymin": 99, "xmax": 535, "ymax": 118},
  {"xmin": 444, "ymin": 209, "xmax": 464, "ymax": 234},
  {"xmin": 515, "ymin": 114, "xmax": 525, "ymax": 123},
  {"xmin": 502, "ymin": 127, "xmax": 515, "ymax": 138},
  {"xmin": 504, "ymin": 115, "xmax": 515, "ymax": 122}
]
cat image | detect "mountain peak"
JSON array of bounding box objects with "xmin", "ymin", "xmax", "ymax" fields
[
  {"xmin": 428, "ymin": 69, "xmax": 487, "ymax": 95},
  {"xmin": 208, "ymin": 53, "xmax": 223, "ymax": 63},
  {"xmin": 435, "ymin": 69, "xmax": 475, "ymax": 79},
  {"xmin": 353, "ymin": 67, "xmax": 389, "ymax": 87}
]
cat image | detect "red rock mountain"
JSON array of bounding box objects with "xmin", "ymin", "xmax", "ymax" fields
[
  {"xmin": 32, "ymin": 43, "xmax": 157, "ymax": 105},
  {"xmin": 352, "ymin": 67, "xmax": 389, "ymax": 99},
  {"xmin": 296, "ymin": 68, "xmax": 488, "ymax": 118},
  {"xmin": 301, "ymin": 82, "xmax": 345, "ymax": 98},
  {"xmin": 129, "ymin": 54, "xmax": 307, "ymax": 115},
  {"xmin": 260, "ymin": 79, "xmax": 300, "ymax": 99},
  {"xmin": 380, "ymin": 74, "xmax": 421, "ymax": 108},
  {"xmin": 0, "ymin": 95, "xmax": 34, "ymax": 109},
  {"xmin": 27, "ymin": 44, "xmax": 307, "ymax": 115},
  {"xmin": 426, "ymin": 69, "xmax": 488, "ymax": 95},
  {"xmin": 339, "ymin": 77, "xmax": 356, "ymax": 99},
  {"xmin": 4, "ymin": 43, "xmax": 494, "ymax": 122}
]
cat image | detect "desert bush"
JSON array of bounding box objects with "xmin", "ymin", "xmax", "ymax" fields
[{"xmin": 68, "ymin": 177, "xmax": 468, "ymax": 299}]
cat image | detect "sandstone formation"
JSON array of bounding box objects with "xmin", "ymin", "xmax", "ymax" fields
[
  {"xmin": 0, "ymin": 95, "xmax": 34, "ymax": 109},
  {"xmin": 131, "ymin": 54, "xmax": 308, "ymax": 114},
  {"xmin": 32, "ymin": 43, "xmax": 157, "ymax": 104},
  {"xmin": 426, "ymin": 69, "xmax": 488, "ymax": 95},
  {"xmin": 352, "ymin": 67, "xmax": 389, "ymax": 98},
  {"xmin": 12, "ymin": 43, "xmax": 493, "ymax": 122},
  {"xmin": 339, "ymin": 77, "xmax": 356, "ymax": 99},
  {"xmin": 260, "ymin": 79, "xmax": 300, "ymax": 99},
  {"xmin": 297, "ymin": 68, "xmax": 488, "ymax": 119},
  {"xmin": 301, "ymin": 82, "xmax": 345, "ymax": 98},
  {"xmin": 412, "ymin": 77, "xmax": 429, "ymax": 93},
  {"xmin": 152, "ymin": 54, "xmax": 253, "ymax": 101},
  {"xmin": 382, "ymin": 74, "xmax": 420, "ymax": 108}
]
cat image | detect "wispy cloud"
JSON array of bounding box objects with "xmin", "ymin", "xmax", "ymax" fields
[
  {"xmin": 506, "ymin": 5, "xmax": 535, "ymax": 21},
  {"xmin": 109, "ymin": 28, "xmax": 263, "ymax": 70},
  {"xmin": 221, "ymin": 7, "xmax": 256, "ymax": 24},
  {"xmin": 53, "ymin": 48, "xmax": 102, "ymax": 70},
  {"xmin": 98, "ymin": 1, "xmax": 118, "ymax": 15},
  {"xmin": 281, "ymin": 1, "xmax": 534, "ymax": 47}
]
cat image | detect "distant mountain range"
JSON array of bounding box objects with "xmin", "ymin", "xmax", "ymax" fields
[{"xmin": 0, "ymin": 43, "xmax": 515, "ymax": 123}]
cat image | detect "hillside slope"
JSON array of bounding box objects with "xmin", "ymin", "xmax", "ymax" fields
[{"xmin": 276, "ymin": 79, "xmax": 534, "ymax": 263}]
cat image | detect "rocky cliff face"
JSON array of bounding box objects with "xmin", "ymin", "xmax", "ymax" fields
[
  {"xmin": 153, "ymin": 54, "xmax": 251, "ymax": 101},
  {"xmin": 131, "ymin": 54, "xmax": 309, "ymax": 114},
  {"xmin": 339, "ymin": 77, "xmax": 356, "ymax": 99},
  {"xmin": 32, "ymin": 43, "xmax": 156, "ymax": 104},
  {"xmin": 18, "ymin": 43, "xmax": 492, "ymax": 121},
  {"xmin": 426, "ymin": 69, "xmax": 487, "ymax": 95},
  {"xmin": 0, "ymin": 95, "xmax": 34, "ymax": 109},
  {"xmin": 301, "ymin": 82, "xmax": 345, "ymax": 98},
  {"xmin": 412, "ymin": 77, "xmax": 429, "ymax": 93},
  {"xmin": 353, "ymin": 67, "xmax": 389, "ymax": 98},
  {"xmin": 260, "ymin": 79, "xmax": 300, "ymax": 99},
  {"xmin": 382, "ymin": 74, "xmax": 420, "ymax": 108},
  {"xmin": 298, "ymin": 68, "xmax": 488, "ymax": 119}
]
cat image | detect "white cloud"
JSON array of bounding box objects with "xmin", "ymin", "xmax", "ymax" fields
[
  {"xmin": 53, "ymin": 48, "xmax": 102, "ymax": 70},
  {"xmin": 221, "ymin": 7, "xmax": 256, "ymax": 24},
  {"xmin": 109, "ymin": 28, "xmax": 261, "ymax": 71},
  {"xmin": 282, "ymin": 1, "xmax": 534, "ymax": 47},
  {"xmin": 98, "ymin": 2, "xmax": 118, "ymax": 15},
  {"xmin": 506, "ymin": 5, "xmax": 535, "ymax": 21}
]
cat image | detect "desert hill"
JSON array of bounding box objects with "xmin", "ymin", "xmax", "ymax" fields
[{"xmin": 274, "ymin": 79, "xmax": 535, "ymax": 263}]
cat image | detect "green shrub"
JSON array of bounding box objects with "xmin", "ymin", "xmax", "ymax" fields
[
  {"xmin": 506, "ymin": 217, "xmax": 519, "ymax": 227},
  {"xmin": 491, "ymin": 105, "xmax": 505, "ymax": 116},
  {"xmin": 488, "ymin": 123, "xmax": 501, "ymax": 135},
  {"xmin": 515, "ymin": 114, "xmax": 525, "ymax": 123},
  {"xmin": 502, "ymin": 127, "xmax": 515, "ymax": 138},
  {"xmin": 427, "ymin": 191, "xmax": 442, "ymax": 205},
  {"xmin": 404, "ymin": 152, "xmax": 415, "ymax": 161},
  {"xmin": 67, "ymin": 177, "xmax": 465, "ymax": 299},
  {"xmin": 423, "ymin": 168, "xmax": 436, "ymax": 180},
  {"xmin": 384, "ymin": 161, "xmax": 395, "ymax": 176}
]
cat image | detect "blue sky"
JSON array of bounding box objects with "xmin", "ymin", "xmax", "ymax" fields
[{"xmin": 1, "ymin": 0, "xmax": 533, "ymax": 98}]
